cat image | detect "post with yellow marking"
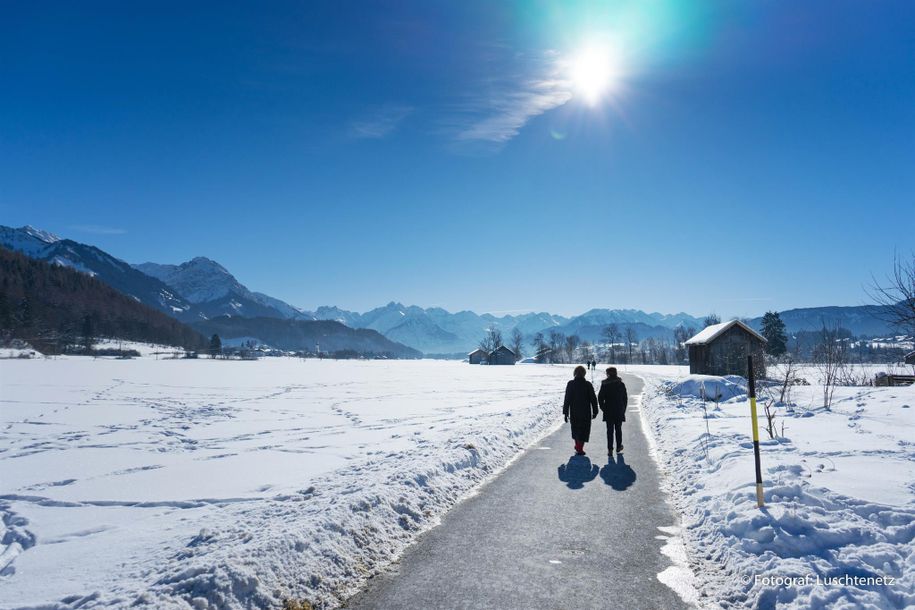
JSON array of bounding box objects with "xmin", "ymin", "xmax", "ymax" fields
[{"xmin": 747, "ymin": 355, "xmax": 764, "ymax": 507}]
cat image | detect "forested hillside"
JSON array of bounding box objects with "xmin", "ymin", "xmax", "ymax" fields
[
  {"xmin": 0, "ymin": 246, "xmax": 205, "ymax": 353},
  {"xmin": 191, "ymin": 316, "xmax": 421, "ymax": 358}
]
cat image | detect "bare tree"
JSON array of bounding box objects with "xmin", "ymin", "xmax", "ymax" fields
[
  {"xmin": 530, "ymin": 331, "xmax": 548, "ymax": 362},
  {"xmin": 479, "ymin": 326, "xmax": 503, "ymax": 353},
  {"xmin": 703, "ymin": 313, "xmax": 722, "ymax": 328},
  {"xmin": 564, "ymin": 334, "xmax": 581, "ymax": 363},
  {"xmin": 509, "ymin": 328, "xmax": 524, "ymax": 361},
  {"xmin": 813, "ymin": 322, "xmax": 846, "ymax": 410},
  {"xmin": 759, "ymin": 356, "xmax": 798, "ymax": 439},
  {"xmin": 601, "ymin": 323, "xmax": 620, "ymax": 362},
  {"xmin": 548, "ymin": 330, "xmax": 565, "ymax": 363},
  {"xmin": 624, "ymin": 326, "xmax": 637, "ymax": 364},
  {"xmin": 673, "ymin": 326, "xmax": 693, "ymax": 364},
  {"xmin": 869, "ymin": 253, "xmax": 915, "ymax": 336}
]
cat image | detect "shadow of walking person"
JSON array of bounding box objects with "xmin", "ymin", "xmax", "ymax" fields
[
  {"xmin": 557, "ymin": 455, "xmax": 599, "ymax": 490},
  {"xmin": 599, "ymin": 454, "xmax": 637, "ymax": 491}
]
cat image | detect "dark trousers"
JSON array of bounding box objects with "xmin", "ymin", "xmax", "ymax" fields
[{"xmin": 606, "ymin": 420, "xmax": 623, "ymax": 450}]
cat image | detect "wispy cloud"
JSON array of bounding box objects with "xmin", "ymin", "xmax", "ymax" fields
[
  {"xmin": 453, "ymin": 51, "xmax": 572, "ymax": 144},
  {"xmin": 348, "ymin": 104, "xmax": 414, "ymax": 139},
  {"xmin": 69, "ymin": 224, "xmax": 127, "ymax": 235}
]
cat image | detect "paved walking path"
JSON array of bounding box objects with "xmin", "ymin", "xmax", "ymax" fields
[{"xmin": 345, "ymin": 374, "xmax": 692, "ymax": 610}]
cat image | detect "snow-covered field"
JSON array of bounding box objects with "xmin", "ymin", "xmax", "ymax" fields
[
  {"xmin": 629, "ymin": 365, "xmax": 915, "ymax": 609},
  {"xmin": 0, "ymin": 358, "xmax": 573, "ymax": 609}
]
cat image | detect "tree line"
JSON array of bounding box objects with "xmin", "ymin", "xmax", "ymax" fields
[{"xmin": 477, "ymin": 304, "xmax": 909, "ymax": 367}]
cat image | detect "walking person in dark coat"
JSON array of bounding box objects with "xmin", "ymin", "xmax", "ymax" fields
[
  {"xmin": 598, "ymin": 367, "xmax": 628, "ymax": 456},
  {"xmin": 563, "ymin": 365, "xmax": 598, "ymax": 455}
]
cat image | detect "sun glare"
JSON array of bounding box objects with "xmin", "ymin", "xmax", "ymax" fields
[{"xmin": 570, "ymin": 43, "xmax": 621, "ymax": 106}]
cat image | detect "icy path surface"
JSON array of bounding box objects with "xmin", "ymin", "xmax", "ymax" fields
[
  {"xmin": 627, "ymin": 365, "xmax": 915, "ymax": 609},
  {"xmin": 0, "ymin": 359, "xmax": 572, "ymax": 609},
  {"xmin": 346, "ymin": 374, "xmax": 696, "ymax": 610}
]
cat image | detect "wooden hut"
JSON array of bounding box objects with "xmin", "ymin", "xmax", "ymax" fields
[
  {"xmin": 685, "ymin": 320, "xmax": 767, "ymax": 377},
  {"xmin": 468, "ymin": 348, "xmax": 488, "ymax": 364},
  {"xmin": 488, "ymin": 345, "xmax": 517, "ymax": 365},
  {"xmin": 905, "ymin": 350, "xmax": 915, "ymax": 366}
]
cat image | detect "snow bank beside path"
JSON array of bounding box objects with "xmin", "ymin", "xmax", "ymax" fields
[
  {"xmin": 669, "ymin": 375, "xmax": 747, "ymax": 402},
  {"xmin": 631, "ymin": 366, "xmax": 915, "ymax": 609},
  {"xmin": 0, "ymin": 359, "xmax": 573, "ymax": 609}
]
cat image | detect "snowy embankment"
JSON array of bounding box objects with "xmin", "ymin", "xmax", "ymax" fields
[
  {"xmin": 630, "ymin": 365, "xmax": 915, "ymax": 609},
  {"xmin": 0, "ymin": 359, "xmax": 570, "ymax": 609}
]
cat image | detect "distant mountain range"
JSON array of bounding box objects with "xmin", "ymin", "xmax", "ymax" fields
[
  {"xmin": 746, "ymin": 305, "xmax": 894, "ymax": 337},
  {"xmin": 191, "ymin": 316, "xmax": 421, "ymax": 358},
  {"xmin": 311, "ymin": 303, "xmax": 570, "ymax": 354},
  {"xmin": 1, "ymin": 225, "xmax": 902, "ymax": 356}
]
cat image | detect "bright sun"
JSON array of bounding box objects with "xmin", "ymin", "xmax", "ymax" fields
[{"xmin": 570, "ymin": 44, "xmax": 620, "ymax": 106}]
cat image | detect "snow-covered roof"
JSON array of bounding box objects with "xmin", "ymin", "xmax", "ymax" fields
[
  {"xmin": 491, "ymin": 345, "xmax": 515, "ymax": 356},
  {"xmin": 468, "ymin": 348, "xmax": 487, "ymax": 356},
  {"xmin": 685, "ymin": 320, "xmax": 767, "ymax": 346}
]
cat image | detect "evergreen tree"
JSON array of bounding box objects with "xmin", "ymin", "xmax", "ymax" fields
[
  {"xmin": 209, "ymin": 333, "xmax": 222, "ymax": 358},
  {"xmin": 530, "ymin": 332, "xmax": 548, "ymax": 362},
  {"xmin": 0, "ymin": 291, "xmax": 10, "ymax": 329},
  {"xmin": 761, "ymin": 311, "xmax": 788, "ymax": 356},
  {"xmin": 81, "ymin": 314, "xmax": 95, "ymax": 354},
  {"xmin": 18, "ymin": 297, "xmax": 33, "ymax": 327}
]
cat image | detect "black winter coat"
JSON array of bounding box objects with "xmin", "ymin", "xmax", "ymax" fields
[
  {"xmin": 563, "ymin": 377, "xmax": 598, "ymax": 442},
  {"xmin": 598, "ymin": 377, "xmax": 628, "ymax": 423}
]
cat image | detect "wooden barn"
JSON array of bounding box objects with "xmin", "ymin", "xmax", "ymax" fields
[
  {"xmin": 488, "ymin": 345, "xmax": 517, "ymax": 365},
  {"xmin": 905, "ymin": 350, "xmax": 915, "ymax": 366},
  {"xmin": 468, "ymin": 348, "xmax": 488, "ymax": 364},
  {"xmin": 685, "ymin": 320, "xmax": 767, "ymax": 378}
]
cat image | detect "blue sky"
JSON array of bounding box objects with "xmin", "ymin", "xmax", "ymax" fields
[{"xmin": 2, "ymin": 1, "xmax": 913, "ymax": 317}]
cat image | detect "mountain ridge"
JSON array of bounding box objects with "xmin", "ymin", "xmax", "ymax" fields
[
  {"xmin": 135, "ymin": 257, "xmax": 311, "ymax": 321},
  {"xmin": 2, "ymin": 225, "xmax": 902, "ymax": 356},
  {"xmin": 190, "ymin": 316, "xmax": 421, "ymax": 358}
]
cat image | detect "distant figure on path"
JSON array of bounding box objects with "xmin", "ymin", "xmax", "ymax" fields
[
  {"xmin": 598, "ymin": 367, "xmax": 628, "ymax": 456},
  {"xmin": 563, "ymin": 365, "xmax": 598, "ymax": 455}
]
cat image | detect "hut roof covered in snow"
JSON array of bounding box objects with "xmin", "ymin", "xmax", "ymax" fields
[{"xmin": 685, "ymin": 320, "xmax": 767, "ymax": 346}]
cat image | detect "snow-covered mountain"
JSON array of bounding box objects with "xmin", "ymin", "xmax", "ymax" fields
[
  {"xmin": 0, "ymin": 225, "xmax": 200, "ymax": 319},
  {"xmin": 559, "ymin": 308, "xmax": 704, "ymax": 332},
  {"xmin": 311, "ymin": 303, "xmax": 490, "ymax": 354},
  {"xmin": 6, "ymin": 223, "xmax": 897, "ymax": 356},
  {"xmin": 135, "ymin": 258, "xmax": 311, "ymax": 321},
  {"xmin": 308, "ymin": 303, "xmax": 706, "ymax": 354},
  {"xmin": 313, "ymin": 305, "xmax": 362, "ymax": 327},
  {"xmin": 0, "ymin": 225, "xmax": 62, "ymax": 257},
  {"xmin": 309, "ymin": 303, "xmax": 569, "ymax": 355},
  {"xmin": 369, "ymin": 315, "xmax": 460, "ymax": 354},
  {"xmin": 0, "ymin": 225, "xmax": 309, "ymax": 324}
]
